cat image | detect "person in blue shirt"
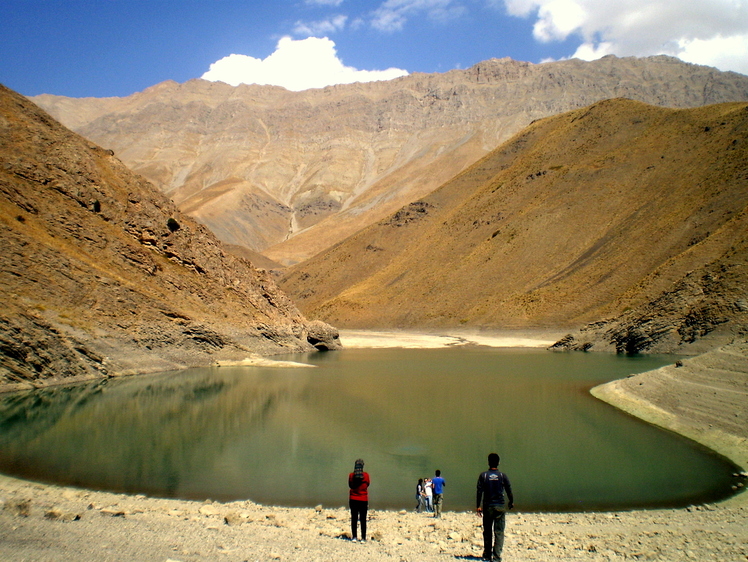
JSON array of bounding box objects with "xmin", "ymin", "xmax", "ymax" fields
[
  {"xmin": 476, "ymin": 453, "xmax": 514, "ymax": 561},
  {"xmin": 431, "ymin": 469, "xmax": 446, "ymax": 518}
]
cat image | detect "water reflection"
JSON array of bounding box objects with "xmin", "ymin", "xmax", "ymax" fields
[
  {"xmin": 0, "ymin": 348, "xmax": 739, "ymax": 511},
  {"xmin": 0, "ymin": 369, "xmax": 312, "ymax": 499}
]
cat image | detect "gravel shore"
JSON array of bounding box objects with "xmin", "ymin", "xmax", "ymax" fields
[{"xmin": 1, "ymin": 472, "xmax": 746, "ymax": 562}]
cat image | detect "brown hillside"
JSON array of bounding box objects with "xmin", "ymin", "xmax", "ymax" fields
[
  {"xmin": 0, "ymin": 84, "xmax": 338, "ymax": 392},
  {"xmin": 33, "ymin": 56, "xmax": 748, "ymax": 266},
  {"xmin": 280, "ymin": 99, "xmax": 748, "ymax": 351}
]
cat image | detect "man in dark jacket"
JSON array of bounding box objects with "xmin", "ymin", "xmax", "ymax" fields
[{"xmin": 476, "ymin": 453, "xmax": 514, "ymax": 562}]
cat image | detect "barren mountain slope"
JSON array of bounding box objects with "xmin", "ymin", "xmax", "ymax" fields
[
  {"xmin": 279, "ymin": 99, "xmax": 748, "ymax": 351},
  {"xmin": 33, "ymin": 56, "xmax": 748, "ymax": 265},
  {"xmin": 0, "ymin": 84, "xmax": 338, "ymax": 392}
]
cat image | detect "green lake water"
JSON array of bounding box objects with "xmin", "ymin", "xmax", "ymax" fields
[{"xmin": 0, "ymin": 347, "xmax": 740, "ymax": 511}]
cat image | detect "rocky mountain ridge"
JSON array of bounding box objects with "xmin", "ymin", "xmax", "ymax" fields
[
  {"xmin": 33, "ymin": 55, "xmax": 748, "ymax": 266},
  {"xmin": 279, "ymin": 99, "xmax": 748, "ymax": 353},
  {"xmin": 0, "ymin": 84, "xmax": 338, "ymax": 392}
]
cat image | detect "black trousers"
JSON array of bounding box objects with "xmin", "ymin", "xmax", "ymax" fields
[
  {"xmin": 349, "ymin": 499, "xmax": 368, "ymax": 540},
  {"xmin": 482, "ymin": 505, "xmax": 507, "ymax": 561}
]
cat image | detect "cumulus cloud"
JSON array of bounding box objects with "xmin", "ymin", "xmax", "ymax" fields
[
  {"xmin": 201, "ymin": 36, "xmax": 409, "ymax": 91},
  {"xmin": 503, "ymin": 0, "xmax": 748, "ymax": 75},
  {"xmin": 371, "ymin": 0, "xmax": 466, "ymax": 32}
]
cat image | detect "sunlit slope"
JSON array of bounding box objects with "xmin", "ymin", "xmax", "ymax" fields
[{"xmin": 280, "ymin": 99, "xmax": 748, "ymax": 334}]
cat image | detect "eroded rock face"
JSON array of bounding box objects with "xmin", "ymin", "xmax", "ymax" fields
[
  {"xmin": 33, "ymin": 55, "xmax": 748, "ymax": 265},
  {"xmin": 0, "ymin": 84, "xmax": 339, "ymax": 391},
  {"xmin": 551, "ymin": 255, "xmax": 748, "ymax": 354},
  {"xmin": 0, "ymin": 303, "xmax": 108, "ymax": 385}
]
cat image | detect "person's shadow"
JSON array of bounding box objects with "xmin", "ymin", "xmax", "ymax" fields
[{"xmin": 453, "ymin": 556, "xmax": 484, "ymax": 560}]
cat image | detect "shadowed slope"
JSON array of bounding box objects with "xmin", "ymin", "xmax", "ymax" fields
[{"xmin": 0, "ymin": 85, "xmax": 338, "ymax": 391}]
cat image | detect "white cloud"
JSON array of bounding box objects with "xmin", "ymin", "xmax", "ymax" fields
[
  {"xmin": 676, "ymin": 34, "xmax": 748, "ymax": 74},
  {"xmin": 201, "ymin": 36, "xmax": 409, "ymax": 91},
  {"xmin": 532, "ymin": 0, "xmax": 587, "ymax": 42},
  {"xmin": 571, "ymin": 41, "xmax": 613, "ymax": 61},
  {"xmin": 293, "ymin": 14, "xmax": 348, "ymax": 36},
  {"xmin": 371, "ymin": 0, "xmax": 466, "ymax": 32},
  {"xmin": 502, "ymin": 0, "xmax": 748, "ymax": 75}
]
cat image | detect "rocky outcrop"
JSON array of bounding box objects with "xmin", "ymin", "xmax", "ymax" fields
[
  {"xmin": 0, "ymin": 302, "xmax": 108, "ymax": 385},
  {"xmin": 0, "ymin": 84, "xmax": 339, "ymax": 392},
  {"xmin": 33, "ymin": 56, "xmax": 748, "ymax": 265},
  {"xmin": 551, "ymin": 250, "xmax": 748, "ymax": 354}
]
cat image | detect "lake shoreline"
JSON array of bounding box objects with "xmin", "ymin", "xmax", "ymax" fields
[
  {"xmin": 1, "ymin": 332, "xmax": 746, "ymax": 560},
  {"xmin": 0, "ymin": 328, "xmax": 566, "ymax": 394},
  {"xmin": 337, "ymin": 329, "xmax": 564, "ymax": 349},
  {"xmin": 590, "ymin": 340, "xmax": 748, "ymax": 504}
]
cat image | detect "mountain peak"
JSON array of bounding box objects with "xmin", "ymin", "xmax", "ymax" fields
[{"xmin": 32, "ymin": 56, "xmax": 748, "ymax": 267}]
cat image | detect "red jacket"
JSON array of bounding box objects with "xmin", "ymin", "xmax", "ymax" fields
[{"xmin": 349, "ymin": 472, "xmax": 370, "ymax": 501}]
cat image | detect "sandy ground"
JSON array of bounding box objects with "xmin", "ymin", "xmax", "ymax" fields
[
  {"xmin": 1, "ymin": 332, "xmax": 747, "ymax": 562},
  {"xmin": 337, "ymin": 330, "xmax": 562, "ymax": 349}
]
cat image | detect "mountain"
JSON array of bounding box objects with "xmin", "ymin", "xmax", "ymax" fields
[
  {"xmin": 33, "ymin": 56, "xmax": 748, "ymax": 266},
  {"xmin": 279, "ymin": 99, "xmax": 748, "ymax": 353},
  {"xmin": 0, "ymin": 84, "xmax": 339, "ymax": 392}
]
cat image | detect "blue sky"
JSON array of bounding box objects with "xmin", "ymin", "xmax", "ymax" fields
[{"xmin": 2, "ymin": 0, "xmax": 747, "ymax": 98}]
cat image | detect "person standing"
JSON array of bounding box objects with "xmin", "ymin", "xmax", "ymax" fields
[
  {"xmin": 415, "ymin": 478, "xmax": 426, "ymax": 513},
  {"xmin": 432, "ymin": 470, "xmax": 446, "ymax": 518},
  {"xmin": 348, "ymin": 458, "xmax": 370, "ymax": 541},
  {"xmin": 476, "ymin": 453, "xmax": 514, "ymax": 562},
  {"xmin": 424, "ymin": 477, "xmax": 433, "ymax": 512}
]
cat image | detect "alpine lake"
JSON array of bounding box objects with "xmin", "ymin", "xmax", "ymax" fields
[{"xmin": 0, "ymin": 345, "xmax": 741, "ymax": 512}]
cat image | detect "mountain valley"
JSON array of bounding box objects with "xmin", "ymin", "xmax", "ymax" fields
[
  {"xmin": 280, "ymin": 98, "xmax": 748, "ymax": 353},
  {"xmin": 3, "ymin": 55, "xmax": 748, "ymax": 385}
]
